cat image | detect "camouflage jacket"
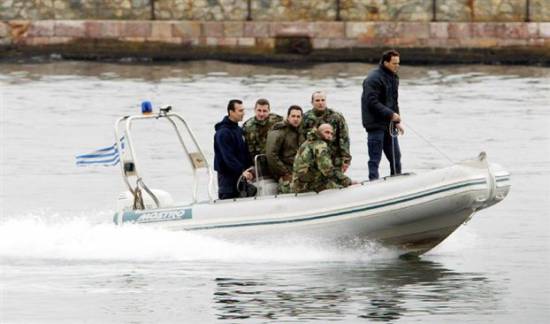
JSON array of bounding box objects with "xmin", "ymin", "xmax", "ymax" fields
[
  {"xmin": 302, "ymin": 107, "xmax": 351, "ymax": 167},
  {"xmin": 265, "ymin": 121, "xmax": 305, "ymax": 179},
  {"xmin": 242, "ymin": 113, "xmax": 283, "ymax": 162},
  {"xmin": 291, "ymin": 130, "xmax": 351, "ymax": 193}
]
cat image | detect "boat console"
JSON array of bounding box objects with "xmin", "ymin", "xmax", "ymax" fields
[{"xmin": 115, "ymin": 104, "xmax": 278, "ymax": 212}]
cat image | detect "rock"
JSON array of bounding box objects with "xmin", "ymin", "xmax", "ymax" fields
[{"xmin": 0, "ymin": 21, "xmax": 9, "ymax": 38}]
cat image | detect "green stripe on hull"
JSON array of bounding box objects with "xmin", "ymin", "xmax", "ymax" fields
[
  {"xmin": 185, "ymin": 178, "xmax": 488, "ymax": 231},
  {"xmin": 115, "ymin": 178, "xmax": 490, "ymax": 229}
]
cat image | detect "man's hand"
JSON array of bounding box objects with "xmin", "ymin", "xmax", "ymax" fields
[
  {"xmin": 282, "ymin": 173, "xmax": 293, "ymax": 182},
  {"xmin": 342, "ymin": 163, "xmax": 350, "ymax": 173},
  {"xmin": 395, "ymin": 123, "xmax": 405, "ymax": 135},
  {"xmin": 242, "ymin": 168, "xmax": 254, "ymax": 181},
  {"xmin": 391, "ymin": 113, "xmax": 401, "ymax": 122}
]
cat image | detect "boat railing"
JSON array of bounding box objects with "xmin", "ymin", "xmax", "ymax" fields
[
  {"xmin": 253, "ymin": 154, "xmax": 278, "ymax": 196},
  {"xmin": 253, "ymin": 154, "xmax": 272, "ymax": 180},
  {"xmin": 114, "ymin": 107, "xmax": 215, "ymax": 209}
]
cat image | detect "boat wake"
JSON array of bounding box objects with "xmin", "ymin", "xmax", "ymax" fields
[{"xmin": 0, "ymin": 210, "xmax": 400, "ymax": 263}]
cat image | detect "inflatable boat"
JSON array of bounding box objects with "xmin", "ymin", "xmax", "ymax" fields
[{"xmin": 112, "ymin": 107, "xmax": 511, "ymax": 255}]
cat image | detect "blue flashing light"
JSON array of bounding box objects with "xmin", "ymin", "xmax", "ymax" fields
[{"xmin": 141, "ymin": 101, "xmax": 153, "ymax": 114}]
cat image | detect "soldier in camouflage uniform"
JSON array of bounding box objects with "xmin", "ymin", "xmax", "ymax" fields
[
  {"xmin": 302, "ymin": 91, "xmax": 351, "ymax": 172},
  {"xmin": 242, "ymin": 98, "xmax": 283, "ymax": 165},
  {"xmin": 265, "ymin": 105, "xmax": 305, "ymax": 194},
  {"xmin": 291, "ymin": 123, "xmax": 352, "ymax": 193}
]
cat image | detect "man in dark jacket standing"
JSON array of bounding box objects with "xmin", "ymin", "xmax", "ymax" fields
[
  {"xmin": 361, "ymin": 50, "xmax": 405, "ymax": 180},
  {"xmin": 214, "ymin": 99, "xmax": 254, "ymax": 199}
]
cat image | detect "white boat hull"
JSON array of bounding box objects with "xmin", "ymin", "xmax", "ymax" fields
[{"xmin": 114, "ymin": 153, "xmax": 511, "ymax": 255}]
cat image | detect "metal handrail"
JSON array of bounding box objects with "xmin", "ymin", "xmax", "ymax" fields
[
  {"xmin": 163, "ymin": 115, "xmax": 199, "ymax": 202},
  {"xmin": 114, "ymin": 116, "xmax": 133, "ymax": 194},
  {"xmin": 124, "ymin": 115, "xmax": 160, "ymax": 208},
  {"xmin": 254, "ymin": 154, "xmax": 269, "ymax": 180},
  {"xmin": 168, "ymin": 112, "xmax": 215, "ymax": 202},
  {"xmin": 115, "ymin": 109, "xmax": 215, "ymax": 208}
]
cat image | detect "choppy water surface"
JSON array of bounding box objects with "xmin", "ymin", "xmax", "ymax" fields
[{"xmin": 1, "ymin": 60, "xmax": 549, "ymax": 323}]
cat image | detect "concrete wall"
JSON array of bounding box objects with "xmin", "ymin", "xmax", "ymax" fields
[
  {"xmin": 1, "ymin": 20, "xmax": 548, "ymax": 64},
  {"xmin": 1, "ymin": 1, "xmax": 548, "ymax": 64},
  {"xmin": 1, "ymin": 0, "xmax": 549, "ymax": 22}
]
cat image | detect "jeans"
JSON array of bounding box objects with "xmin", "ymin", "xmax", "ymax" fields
[{"xmin": 367, "ymin": 129, "xmax": 401, "ymax": 180}]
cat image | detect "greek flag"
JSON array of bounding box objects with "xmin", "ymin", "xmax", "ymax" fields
[{"xmin": 76, "ymin": 137, "xmax": 125, "ymax": 167}]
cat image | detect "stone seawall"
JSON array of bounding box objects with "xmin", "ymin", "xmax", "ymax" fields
[
  {"xmin": 1, "ymin": 20, "xmax": 549, "ymax": 64},
  {"xmin": 2, "ymin": 0, "xmax": 549, "ymax": 22}
]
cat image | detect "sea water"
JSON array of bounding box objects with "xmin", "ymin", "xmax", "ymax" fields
[{"xmin": 1, "ymin": 60, "xmax": 549, "ymax": 323}]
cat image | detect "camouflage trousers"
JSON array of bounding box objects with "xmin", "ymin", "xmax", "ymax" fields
[
  {"xmin": 291, "ymin": 179, "xmax": 344, "ymax": 193},
  {"xmin": 277, "ymin": 175, "xmax": 293, "ymax": 194}
]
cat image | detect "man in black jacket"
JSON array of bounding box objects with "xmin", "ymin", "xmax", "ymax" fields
[
  {"xmin": 214, "ymin": 99, "xmax": 254, "ymax": 199},
  {"xmin": 361, "ymin": 50, "xmax": 405, "ymax": 180}
]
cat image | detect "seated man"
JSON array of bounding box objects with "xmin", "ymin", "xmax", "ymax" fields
[
  {"xmin": 291, "ymin": 123, "xmax": 352, "ymax": 193},
  {"xmin": 265, "ymin": 105, "xmax": 305, "ymax": 193},
  {"xmin": 302, "ymin": 91, "xmax": 352, "ymax": 172}
]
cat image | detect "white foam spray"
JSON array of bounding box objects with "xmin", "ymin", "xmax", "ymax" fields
[{"xmin": 0, "ymin": 210, "xmax": 398, "ymax": 263}]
